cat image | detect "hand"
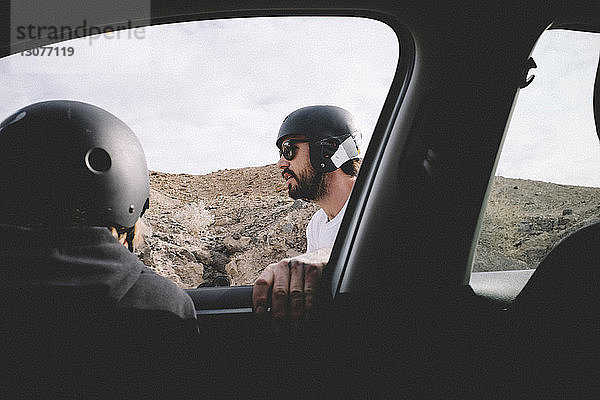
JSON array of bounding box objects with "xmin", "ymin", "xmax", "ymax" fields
[{"xmin": 252, "ymin": 248, "xmax": 331, "ymax": 325}]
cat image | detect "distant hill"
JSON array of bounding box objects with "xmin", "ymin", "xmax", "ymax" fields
[
  {"xmin": 474, "ymin": 176, "xmax": 600, "ymax": 271},
  {"xmin": 138, "ymin": 166, "xmax": 600, "ymax": 287}
]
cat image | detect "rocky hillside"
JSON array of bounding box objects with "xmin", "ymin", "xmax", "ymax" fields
[
  {"xmin": 139, "ymin": 165, "xmax": 319, "ymax": 288},
  {"xmin": 473, "ymin": 176, "xmax": 600, "ymax": 271},
  {"xmin": 137, "ymin": 166, "xmax": 600, "ymax": 287}
]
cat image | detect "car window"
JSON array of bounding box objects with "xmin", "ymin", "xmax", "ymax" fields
[
  {"xmin": 473, "ymin": 29, "xmax": 600, "ymax": 272},
  {"xmin": 0, "ymin": 17, "xmax": 400, "ymax": 287}
]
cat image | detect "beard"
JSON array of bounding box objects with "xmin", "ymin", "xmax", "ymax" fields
[{"xmin": 284, "ymin": 166, "xmax": 327, "ymax": 201}]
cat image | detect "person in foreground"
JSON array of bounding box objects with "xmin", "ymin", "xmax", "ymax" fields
[{"xmin": 0, "ymin": 100, "xmax": 197, "ymax": 395}]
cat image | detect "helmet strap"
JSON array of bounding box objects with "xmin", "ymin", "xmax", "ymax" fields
[{"xmin": 330, "ymin": 136, "xmax": 360, "ymax": 168}]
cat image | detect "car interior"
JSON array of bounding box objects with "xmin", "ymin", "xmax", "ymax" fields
[{"xmin": 2, "ymin": 0, "xmax": 600, "ymax": 397}]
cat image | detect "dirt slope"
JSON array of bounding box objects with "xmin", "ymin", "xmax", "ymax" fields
[
  {"xmin": 139, "ymin": 165, "xmax": 318, "ymax": 287},
  {"xmin": 473, "ymin": 176, "xmax": 600, "ymax": 271}
]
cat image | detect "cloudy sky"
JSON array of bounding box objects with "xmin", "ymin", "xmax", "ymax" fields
[
  {"xmin": 497, "ymin": 30, "xmax": 600, "ymax": 187},
  {"xmin": 1, "ymin": 18, "xmax": 599, "ymax": 186},
  {"xmin": 1, "ymin": 17, "xmax": 398, "ymax": 174}
]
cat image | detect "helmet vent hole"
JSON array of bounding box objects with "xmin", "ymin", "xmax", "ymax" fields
[{"xmin": 85, "ymin": 147, "xmax": 112, "ymax": 173}]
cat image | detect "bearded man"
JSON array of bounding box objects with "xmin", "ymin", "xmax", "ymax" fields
[
  {"xmin": 276, "ymin": 105, "xmax": 361, "ymax": 251},
  {"xmin": 252, "ymin": 105, "xmax": 361, "ymax": 324}
]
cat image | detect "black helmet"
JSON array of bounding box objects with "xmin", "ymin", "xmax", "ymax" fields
[
  {"xmin": 0, "ymin": 100, "xmax": 149, "ymax": 228},
  {"xmin": 276, "ymin": 105, "xmax": 361, "ymax": 173}
]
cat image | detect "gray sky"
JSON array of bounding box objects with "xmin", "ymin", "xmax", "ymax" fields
[
  {"xmin": 1, "ymin": 19, "xmax": 599, "ymax": 186},
  {"xmin": 496, "ymin": 30, "xmax": 600, "ymax": 187},
  {"xmin": 1, "ymin": 17, "xmax": 398, "ymax": 174}
]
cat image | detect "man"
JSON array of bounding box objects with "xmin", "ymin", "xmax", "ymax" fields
[
  {"xmin": 0, "ymin": 100, "xmax": 197, "ymax": 395},
  {"xmin": 277, "ymin": 105, "xmax": 361, "ymax": 252},
  {"xmin": 252, "ymin": 105, "xmax": 361, "ymax": 322}
]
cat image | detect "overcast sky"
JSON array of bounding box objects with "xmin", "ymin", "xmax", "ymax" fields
[
  {"xmin": 1, "ymin": 17, "xmax": 398, "ymax": 174},
  {"xmin": 1, "ymin": 18, "xmax": 599, "ymax": 186},
  {"xmin": 497, "ymin": 30, "xmax": 600, "ymax": 187}
]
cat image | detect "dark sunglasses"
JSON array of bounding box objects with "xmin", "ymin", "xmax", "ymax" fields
[{"xmin": 279, "ymin": 139, "xmax": 309, "ymax": 161}]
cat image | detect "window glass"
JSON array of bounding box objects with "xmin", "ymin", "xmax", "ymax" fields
[
  {"xmin": 0, "ymin": 17, "xmax": 400, "ymax": 286},
  {"xmin": 473, "ymin": 29, "xmax": 600, "ymax": 272}
]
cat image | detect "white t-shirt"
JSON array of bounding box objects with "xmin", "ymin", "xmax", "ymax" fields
[{"xmin": 306, "ymin": 199, "xmax": 349, "ymax": 252}]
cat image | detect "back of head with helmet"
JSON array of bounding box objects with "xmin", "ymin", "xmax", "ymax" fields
[
  {"xmin": 276, "ymin": 105, "xmax": 361, "ymax": 173},
  {"xmin": 0, "ymin": 100, "xmax": 149, "ymax": 229}
]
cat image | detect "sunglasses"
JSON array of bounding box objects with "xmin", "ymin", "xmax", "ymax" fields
[{"xmin": 279, "ymin": 139, "xmax": 309, "ymax": 161}]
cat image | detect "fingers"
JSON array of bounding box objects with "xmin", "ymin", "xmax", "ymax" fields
[
  {"xmin": 252, "ymin": 263, "xmax": 275, "ymax": 316},
  {"xmin": 288, "ymin": 259, "xmax": 305, "ymax": 325},
  {"xmin": 252, "ymin": 256, "xmax": 326, "ymax": 325},
  {"xmin": 270, "ymin": 260, "xmax": 291, "ymax": 321},
  {"xmin": 303, "ymin": 262, "xmax": 323, "ymax": 320}
]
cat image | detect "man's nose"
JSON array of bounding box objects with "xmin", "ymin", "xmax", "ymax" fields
[{"xmin": 277, "ymin": 154, "xmax": 290, "ymax": 169}]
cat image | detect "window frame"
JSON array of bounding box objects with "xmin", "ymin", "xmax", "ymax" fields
[
  {"xmin": 0, "ymin": 8, "xmax": 413, "ymax": 311},
  {"xmin": 469, "ymin": 26, "xmax": 600, "ymax": 306}
]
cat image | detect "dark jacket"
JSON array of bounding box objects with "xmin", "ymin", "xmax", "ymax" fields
[{"xmin": 0, "ymin": 224, "xmax": 198, "ymax": 397}]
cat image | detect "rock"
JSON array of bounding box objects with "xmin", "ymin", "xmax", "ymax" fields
[
  {"xmin": 557, "ymin": 217, "xmax": 570, "ymax": 226},
  {"xmin": 211, "ymin": 251, "xmax": 230, "ymax": 272},
  {"xmin": 223, "ymin": 236, "xmax": 248, "ymax": 254},
  {"xmin": 214, "ymin": 217, "xmax": 233, "ymax": 226},
  {"xmin": 513, "ymin": 239, "xmax": 527, "ymax": 247},
  {"xmin": 239, "ymin": 236, "xmax": 252, "ymax": 247},
  {"xmin": 192, "ymin": 248, "xmax": 212, "ymax": 264},
  {"xmin": 192, "ymin": 248, "xmax": 229, "ymax": 271},
  {"xmin": 190, "ymin": 263, "xmax": 204, "ymax": 277},
  {"xmin": 562, "ymin": 209, "xmax": 573, "ymax": 215},
  {"xmin": 282, "ymin": 222, "xmax": 295, "ymax": 233},
  {"xmin": 518, "ymin": 221, "xmax": 532, "ymax": 233},
  {"xmin": 179, "ymin": 248, "xmax": 196, "ymax": 262},
  {"xmin": 290, "ymin": 199, "xmax": 308, "ymax": 210},
  {"xmin": 139, "ymin": 247, "xmax": 153, "ymax": 264},
  {"xmin": 225, "ymin": 259, "xmax": 238, "ymax": 274}
]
